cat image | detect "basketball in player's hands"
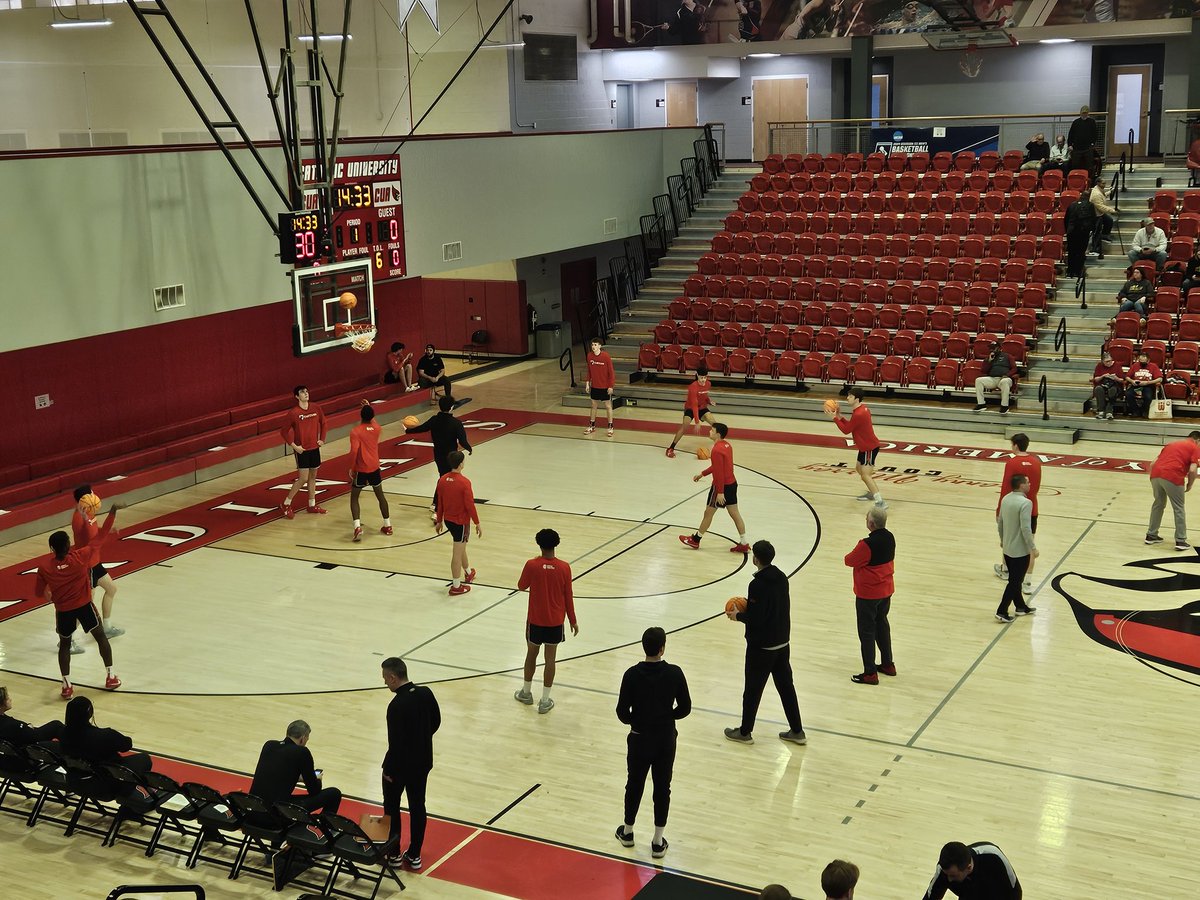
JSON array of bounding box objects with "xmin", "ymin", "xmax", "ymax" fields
[
  {"xmin": 697, "ymin": 446, "xmax": 711, "ymax": 460},
  {"xmin": 823, "ymin": 398, "xmax": 840, "ymax": 416},
  {"xmin": 80, "ymin": 493, "xmax": 102, "ymax": 515},
  {"xmin": 403, "ymin": 415, "xmax": 420, "ymax": 428},
  {"xmin": 725, "ymin": 597, "xmax": 747, "ymax": 616}
]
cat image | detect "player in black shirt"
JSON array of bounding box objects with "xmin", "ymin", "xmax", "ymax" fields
[
  {"xmin": 614, "ymin": 626, "xmax": 691, "ymax": 860},
  {"xmin": 402, "ymin": 395, "xmax": 474, "ymax": 518},
  {"xmin": 923, "ymin": 841, "xmax": 1022, "ymax": 900},
  {"xmin": 249, "ymin": 720, "xmax": 341, "ymax": 815}
]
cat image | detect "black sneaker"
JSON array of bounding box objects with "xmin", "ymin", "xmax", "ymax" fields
[
  {"xmin": 723, "ymin": 726, "xmax": 753, "ymax": 744},
  {"xmin": 779, "ymin": 729, "xmax": 808, "ymax": 744},
  {"xmin": 401, "ymin": 852, "xmax": 422, "ymax": 871},
  {"xmin": 974, "ymin": 403, "xmax": 987, "ymax": 411},
  {"xmin": 615, "ymin": 825, "xmax": 634, "ymax": 848},
  {"xmin": 995, "ymin": 612, "xmax": 1015, "ymax": 623},
  {"xmin": 1145, "ymin": 534, "xmax": 1164, "ymax": 544},
  {"xmin": 451, "ymin": 397, "xmax": 472, "ymax": 410},
  {"xmin": 1176, "ymin": 541, "xmax": 1192, "ymax": 552},
  {"xmin": 999, "ymin": 406, "xmax": 1010, "ymax": 414},
  {"xmin": 1015, "ymin": 606, "xmax": 1037, "ymax": 616},
  {"xmin": 651, "ymin": 837, "xmax": 669, "ymax": 859}
]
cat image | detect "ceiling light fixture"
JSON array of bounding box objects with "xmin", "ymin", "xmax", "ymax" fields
[
  {"xmin": 748, "ymin": 52, "xmax": 781, "ymax": 58},
  {"xmin": 481, "ymin": 41, "xmax": 525, "ymax": 49},
  {"xmin": 1039, "ymin": 38, "xmax": 1075, "ymax": 44},
  {"xmin": 49, "ymin": 18, "xmax": 113, "ymax": 29},
  {"xmin": 297, "ymin": 33, "xmax": 353, "ymax": 42}
]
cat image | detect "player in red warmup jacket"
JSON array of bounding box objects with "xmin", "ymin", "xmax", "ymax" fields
[
  {"xmin": 348, "ymin": 403, "xmax": 393, "ymax": 543},
  {"xmin": 679, "ymin": 423, "xmax": 750, "ymax": 553},
  {"xmin": 280, "ymin": 385, "xmax": 328, "ymax": 517},
  {"xmin": 584, "ymin": 339, "xmax": 617, "ymax": 437},
  {"xmin": 513, "ymin": 529, "xmax": 578, "ymax": 715},
  {"xmin": 826, "ymin": 386, "xmax": 886, "ymax": 509},
  {"xmin": 34, "ymin": 504, "xmax": 124, "ymax": 699},
  {"xmin": 666, "ymin": 365, "xmax": 718, "ymax": 458},
  {"xmin": 434, "ymin": 451, "xmax": 481, "ymax": 596}
]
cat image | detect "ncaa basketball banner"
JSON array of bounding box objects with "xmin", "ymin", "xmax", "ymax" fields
[{"xmin": 870, "ymin": 126, "xmax": 1000, "ymax": 156}]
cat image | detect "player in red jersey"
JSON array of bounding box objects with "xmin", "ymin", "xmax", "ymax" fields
[
  {"xmin": 71, "ymin": 484, "xmax": 124, "ymax": 642},
  {"xmin": 826, "ymin": 387, "xmax": 886, "ymax": 509},
  {"xmin": 993, "ymin": 433, "xmax": 1042, "ymax": 597},
  {"xmin": 34, "ymin": 503, "xmax": 124, "ymax": 699},
  {"xmin": 348, "ymin": 403, "xmax": 393, "ymax": 543},
  {"xmin": 384, "ymin": 341, "xmax": 419, "ymax": 391},
  {"xmin": 585, "ymin": 338, "xmax": 617, "ymax": 437},
  {"xmin": 434, "ymin": 451, "xmax": 481, "ymax": 596},
  {"xmin": 513, "ymin": 529, "xmax": 578, "ymax": 715},
  {"xmin": 280, "ymin": 385, "xmax": 328, "ymax": 518},
  {"xmin": 679, "ymin": 423, "xmax": 750, "ymax": 553},
  {"xmin": 666, "ymin": 365, "xmax": 718, "ymax": 458}
]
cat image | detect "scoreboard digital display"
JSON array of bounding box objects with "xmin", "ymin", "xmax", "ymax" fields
[{"xmin": 278, "ymin": 210, "xmax": 328, "ymax": 266}]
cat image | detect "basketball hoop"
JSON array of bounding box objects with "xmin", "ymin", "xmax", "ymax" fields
[
  {"xmin": 334, "ymin": 322, "xmax": 377, "ymax": 353},
  {"xmin": 959, "ymin": 44, "xmax": 983, "ymax": 79}
]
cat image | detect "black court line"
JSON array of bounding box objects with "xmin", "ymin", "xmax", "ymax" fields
[
  {"xmin": 487, "ymin": 783, "xmax": 541, "ymax": 825},
  {"xmin": 905, "ymin": 518, "xmax": 1099, "ymax": 749}
]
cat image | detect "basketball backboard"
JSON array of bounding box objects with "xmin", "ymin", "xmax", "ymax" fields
[{"xmin": 291, "ymin": 257, "xmax": 376, "ymax": 355}]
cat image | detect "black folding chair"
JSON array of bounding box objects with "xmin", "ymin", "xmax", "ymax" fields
[
  {"xmin": 23, "ymin": 743, "xmax": 78, "ymax": 828},
  {"xmin": 182, "ymin": 782, "xmax": 243, "ymax": 871},
  {"xmin": 225, "ymin": 791, "xmax": 289, "ymax": 881},
  {"xmin": 0, "ymin": 739, "xmax": 42, "ymax": 816},
  {"xmin": 62, "ymin": 755, "xmax": 123, "ymax": 839},
  {"xmin": 271, "ymin": 800, "xmax": 346, "ymax": 893},
  {"xmin": 100, "ymin": 763, "xmax": 178, "ymax": 850},
  {"xmin": 321, "ymin": 812, "xmax": 404, "ymax": 899}
]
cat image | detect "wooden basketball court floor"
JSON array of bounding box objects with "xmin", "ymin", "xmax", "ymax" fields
[{"xmin": 3, "ymin": 358, "xmax": 1199, "ymax": 899}]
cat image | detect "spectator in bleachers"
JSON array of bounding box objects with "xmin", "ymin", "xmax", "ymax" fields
[
  {"xmin": 1042, "ymin": 134, "xmax": 1069, "ymax": 174},
  {"xmin": 61, "ymin": 696, "xmax": 151, "ymax": 775},
  {"xmin": 1068, "ymin": 105, "xmax": 1098, "ymax": 174},
  {"xmin": 0, "ymin": 685, "xmax": 64, "ymax": 747},
  {"xmin": 1064, "ymin": 193, "xmax": 1096, "ymax": 278},
  {"xmin": 821, "ymin": 859, "xmax": 860, "ymax": 899},
  {"xmin": 1020, "ymin": 133, "xmax": 1049, "ymax": 170},
  {"xmin": 1124, "ymin": 350, "xmax": 1163, "ymax": 418},
  {"xmin": 1116, "ymin": 267, "xmax": 1152, "ymax": 317},
  {"xmin": 759, "ymin": 886, "xmax": 792, "ymax": 900},
  {"xmin": 1128, "ymin": 220, "xmax": 1168, "ymax": 268},
  {"xmin": 1179, "ymin": 242, "xmax": 1200, "ymax": 298},
  {"xmin": 1092, "ymin": 350, "xmax": 1124, "ymax": 421},
  {"xmin": 974, "ymin": 340, "xmax": 1016, "ymax": 414},
  {"xmin": 1088, "ymin": 179, "xmax": 1116, "ymax": 257},
  {"xmin": 384, "ymin": 342, "xmax": 417, "ymax": 391}
]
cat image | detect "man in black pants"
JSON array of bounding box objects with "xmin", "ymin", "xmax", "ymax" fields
[
  {"xmin": 415, "ymin": 344, "xmax": 454, "ymax": 399},
  {"xmin": 402, "ymin": 395, "xmax": 473, "ymax": 519},
  {"xmin": 724, "ymin": 540, "xmax": 807, "ymax": 746},
  {"xmin": 844, "ymin": 506, "xmax": 896, "ymax": 685},
  {"xmin": 249, "ymin": 720, "xmax": 342, "ymax": 815},
  {"xmin": 922, "ymin": 840, "xmax": 1022, "ymax": 899},
  {"xmin": 381, "ymin": 657, "xmax": 441, "ymax": 871},
  {"xmin": 614, "ymin": 626, "xmax": 691, "ymax": 861}
]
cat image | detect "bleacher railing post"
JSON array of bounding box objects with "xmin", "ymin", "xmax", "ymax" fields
[{"xmin": 1038, "ymin": 375, "xmax": 1049, "ymax": 421}]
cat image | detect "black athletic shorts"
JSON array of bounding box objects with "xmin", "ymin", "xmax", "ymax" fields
[
  {"xmin": 590, "ymin": 387, "xmax": 612, "ymax": 402},
  {"xmin": 90, "ymin": 563, "xmax": 108, "ymax": 588},
  {"xmin": 857, "ymin": 447, "xmax": 880, "ymax": 467},
  {"xmin": 353, "ymin": 469, "xmax": 382, "ymax": 488},
  {"xmin": 1031, "ymin": 514, "xmax": 1038, "ymax": 534},
  {"xmin": 684, "ymin": 408, "xmax": 710, "ymax": 421},
  {"xmin": 527, "ymin": 623, "xmax": 565, "ymax": 645},
  {"xmin": 56, "ymin": 603, "xmax": 100, "ymax": 638},
  {"xmin": 294, "ymin": 448, "xmax": 322, "ymax": 469},
  {"xmin": 707, "ymin": 482, "xmax": 738, "ymax": 508},
  {"xmin": 445, "ymin": 520, "xmax": 470, "ymax": 543}
]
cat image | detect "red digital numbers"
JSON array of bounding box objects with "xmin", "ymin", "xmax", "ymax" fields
[{"xmin": 295, "ymin": 230, "xmax": 317, "ymax": 261}]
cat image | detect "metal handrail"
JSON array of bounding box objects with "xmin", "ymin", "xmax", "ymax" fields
[
  {"xmin": 1118, "ymin": 151, "xmax": 1127, "ymax": 194},
  {"xmin": 1109, "ymin": 167, "xmax": 1121, "ymax": 211},
  {"xmin": 1076, "ymin": 272, "xmax": 1087, "ymax": 311},
  {"xmin": 1127, "ymin": 128, "xmax": 1136, "ymax": 172},
  {"xmin": 559, "ymin": 347, "xmax": 577, "ymax": 388},
  {"xmin": 769, "ymin": 111, "xmax": 1112, "ymax": 126},
  {"xmin": 106, "ymin": 888, "xmax": 206, "ymax": 900},
  {"xmin": 1055, "ymin": 316, "xmax": 1069, "ymax": 363},
  {"xmin": 1038, "ymin": 375, "xmax": 1049, "ymax": 421}
]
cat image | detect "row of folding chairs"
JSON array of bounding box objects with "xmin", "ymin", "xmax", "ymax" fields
[
  {"xmin": 737, "ymin": 188, "xmax": 1080, "ymax": 217},
  {"xmin": 1149, "ymin": 190, "xmax": 1200, "ymax": 215},
  {"xmin": 762, "ymin": 149, "xmax": 1057, "ymax": 176},
  {"xmin": 720, "ymin": 210, "xmax": 1070, "ymax": 240},
  {"xmin": 1105, "ymin": 337, "xmax": 1200, "ymax": 372},
  {"xmin": 749, "ymin": 167, "xmax": 1078, "ymax": 196},
  {"xmin": 696, "ymin": 251, "xmax": 1058, "ymax": 284},
  {"xmin": 0, "ymin": 739, "xmax": 401, "ymax": 900},
  {"xmin": 651, "ymin": 322, "xmax": 1033, "ymax": 361},
  {"xmin": 676, "ymin": 279, "xmax": 1050, "ymax": 311},
  {"xmin": 1111, "ymin": 312, "xmax": 1200, "ymax": 343},
  {"xmin": 638, "ymin": 344, "xmax": 1022, "ymax": 395}
]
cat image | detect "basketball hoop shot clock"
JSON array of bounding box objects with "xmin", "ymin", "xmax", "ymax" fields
[{"xmin": 278, "ymin": 210, "xmax": 329, "ymax": 266}]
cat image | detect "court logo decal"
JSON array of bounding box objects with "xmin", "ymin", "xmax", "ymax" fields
[{"xmin": 1053, "ymin": 554, "xmax": 1200, "ymax": 686}]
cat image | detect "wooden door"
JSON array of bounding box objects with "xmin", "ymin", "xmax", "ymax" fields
[
  {"xmin": 752, "ymin": 76, "xmax": 808, "ymax": 161},
  {"xmin": 1106, "ymin": 64, "xmax": 1152, "ymax": 160},
  {"xmin": 666, "ymin": 81, "xmax": 698, "ymax": 128}
]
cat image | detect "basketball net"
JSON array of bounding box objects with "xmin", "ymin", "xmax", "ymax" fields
[
  {"xmin": 959, "ymin": 44, "xmax": 983, "ymax": 79},
  {"xmin": 334, "ymin": 322, "xmax": 377, "ymax": 353}
]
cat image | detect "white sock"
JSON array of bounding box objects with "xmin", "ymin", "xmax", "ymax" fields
[
  {"xmin": 383, "ymin": 518, "xmax": 391, "ymax": 526},
  {"xmin": 62, "ymin": 676, "xmax": 71, "ymax": 687},
  {"xmin": 354, "ymin": 519, "xmax": 361, "ymax": 528},
  {"xmin": 541, "ymin": 685, "xmax": 552, "ymax": 702},
  {"xmin": 653, "ymin": 826, "xmax": 665, "ymax": 843},
  {"xmin": 522, "ymin": 681, "xmax": 532, "ymax": 694},
  {"xmin": 451, "ymin": 578, "xmax": 461, "ymax": 588},
  {"xmin": 106, "ymin": 667, "xmax": 113, "ymax": 676},
  {"xmin": 623, "ymin": 823, "xmax": 635, "ymax": 834},
  {"xmin": 738, "ymin": 534, "xmax": 746, "ymax": 543}
]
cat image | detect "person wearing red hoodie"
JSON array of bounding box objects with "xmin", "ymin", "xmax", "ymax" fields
[{"xmin": 844, "ymin": 506, "xmax": 895, "ymax": 685}]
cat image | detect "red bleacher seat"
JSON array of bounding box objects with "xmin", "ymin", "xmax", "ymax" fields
[
  {"xmin": 764, "ymin": 154, "xmax": 785, "ymax": 174},
  {"xmin": 675, "ymin": 321, "xmax": 698, "ymax": 345},
  {"xmin": 1173, "ymin": 341, "xmax": 1199, "ymax": 370},
  {"xmin": 841, "ymin": 327, "xmax": 866, "ymax": 355},
  {"xmin": 1144, "ymin": 339, "xmax": 1169, "ymax": 368},
  {"xmin": 879, "ymin": 355, "xmax": 904, "ymax": 384},
  {"xmin": 728, "ymin": 348, "xmax": 752, "ymax": 375},
  {"xmin": 1155, "ymin": 287, "xmax": 1181, "ymax": 315},
  {"xmin": 654, "ymin": 320, "xmax": 676, "ymax": 343},
  {"xmin": 853, "ymin": 355, "xmax": 879, "ymax": 385},
  {"xmin": 1066, "ymin": 169, "xmax": 1090, "ymax": 192},
  {"xmin": 802, "ymin": 351, "xmax": 827, "ymax": 381},
  {"xmin": 706, "ymin": 347, "xmax": 729, "ymax": 374},
  {"xmin": 1041, "ymin": 169, "xmax": 1063, "ymax": 192},
  {"xmin": 1183, "ymin": 192, "xmax": 1200, "ymax": 214},
  {"xmin": 827, "ymin": 353, "xmax": 853, "ymax": 383},
  {"xmin": 1165, "ymin": 370, "xmax": 1194, "ymax": 401},
  {"xmin": 993, "ymin": 283, "xmax": 1019, "ymax": 310},
  {"xmin": 1106, "ymin": 339, "xmax": 1134, "ymax": 368},
  {"xmin": 844, "ymin": 153, "xmax": 864, "ymax": 174},
  {"xmin": 698, "ymin": 322, "xmax": 719, "ymax": 346},
  {"xmin": 906, "ymin": 357, "xmax": 933, "ymax": 387},
  {"xmin": 973, "ymin": 333, "xmax": 1000, "ymax": 360},
  {"xmin": 1177, "ymin": 313, "xmax": 1200, "ymax": 341},
  {"xmin": 790, "ymin": 325, "xmax": 814, "ymax": 351},
  {"xmin": 918, "ymin": 331, "xmax": 943, "ymax": 358},
  {"xmin": 854, "ymin": 304, "xmax": 880, "ymax": 330},
  {"xmin": 778, "ymin": 350, "xmax": 802, "ymax": 381},
  {"xmin": 992, "ymin": 171, "xmax": 1014, "ymax": 193},
  {"xmin": 815, "ymin": 326, "xmax": 840, "ymax": 353},
  {"xmin": 766, "ymin": 324, "xmax": 790, "ymax": 349},
  {"xmin": 1010, "ymin": 310, "xmax": 1038, "ymax": 337},
  {"xmin": 983, "ymin": 308, "xmax": 1009, "ymax": 333},
  {"xmin": 892, "ymin": 329, "xmax": 917, "ymax": 356},
  {"xmin": 933, "ymin": 359, "xmax": 960, "ymax": 388},
  {"xmin": 752, "ymin": 349, "xmax": 777, "ymax": 378},
  {"xmin": 956, "ymin": 306, "xmax": 982, "ymax": 331}
]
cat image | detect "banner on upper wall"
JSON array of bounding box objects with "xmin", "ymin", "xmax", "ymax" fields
[
  {"xmin": 587, "ymin": 0, "xmax": 1013, "ymax": 49},
  {"xmin": 1043, "ymin": 0, "xmax": 1198, "ymax": 25},
  {"xmin": 870, "ymin": 126, "xmax": 1000, "ymax": 155}
]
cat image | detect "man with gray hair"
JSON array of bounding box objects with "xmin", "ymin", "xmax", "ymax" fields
[
  {"xmin": 844, "ymin": 507, "xmax": 896, "ymax": 685},
  {"xmin": 249, "ymin": 719, "xmax": 342, "ymax": 814}
]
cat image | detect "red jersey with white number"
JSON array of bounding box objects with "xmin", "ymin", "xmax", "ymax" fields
[
  {"xmin": 686, "ymin": 380, "xmax": 711, "ymax": 415},
  {"xmin": 349, "ymin": 422, "xmax": 381, "ymax": 473},
  {"xmin": 280, "ymin": 403, "xmax": 327, "ymax": 450},
  {"xmin": 587, "ymin": 352, "xmax": 615, "ymax": 390},
  {"xmin": 835, "ymin": 404, "xmax": 880, "ymax": 452},
  {"xmin": 72, "ymin": 509, "xmax": 100, "ymax": 549},
  {"xmin": 36, "ymin": 511, "xmax": 116, "ymax": 611},
  {"xmin": 703, "ymin": 440, "xmax": 735, "ymax": 491},
  {"xmin": 435, "ymin": 472, "xmax": 478, "ymax": 526},
  {"xmin": 518, "ymin": 556, "xmax": 576, "ymax": 628},
  {"xmin": 998, "ymin": 454, "xmax": 1043, "ymax": 517}
]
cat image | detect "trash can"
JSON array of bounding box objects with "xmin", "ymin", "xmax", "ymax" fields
[{"xmin": 536, "ymin": 321, "xmax": 571, "ymax": 358}]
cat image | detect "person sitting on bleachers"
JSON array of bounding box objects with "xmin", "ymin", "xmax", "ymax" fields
[
  {"xmin": 384, "ymin": 342, "xmax": 418, "ymax": 391},
  {"xmin": 1021, "ymin": 133, "xmax": 1049, "ymax": 171},
  {"xmin": 61, "ymin": 696, "xmax": 151, "ymax": 774},
  {"xmin": 0, "ymin": 685, "xmax": 64, "ymax": 747},
  {"xmin": 1128, "ymin": 220, "xmax": 1168, "ymax": 268},
  {"xmin": 974, "ymin": 340, "xmax": 1016, "ymax": 414},
  {"xmin": 1125, "ymin": 350, "xmax": 1163, "ymax": 418},
  {"xmin": 1043, "ymin": 134, "xmax": 1069, "ymax": 174},
  {"xmin": 1116, "ymin": 267, "xmax": 1152, "ymax": 317},
  {"xmin": 1092, "ymin": 350, "xmax": 1124, "ymax": 421},
  {"xmin": 1180, "ymin": 242, "xmax": 1200, "ymax": 299}
]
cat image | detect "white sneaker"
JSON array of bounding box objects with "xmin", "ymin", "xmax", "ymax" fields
[
  {"xmin": 874, "ymin": 499, "xmax": 888, "ymax": 509},
  {"xmin": 1021, "ymin": 581, "xmax": 1033, "ymax": 595},
  {"xmin": 103, "ymin": 626, "xmax": 126, "ymax": 639},
  {"xmin": 993, "ymin": 564, "xmax": 1008, "ymax": 580},
  {"xmin": 69, "ymin": 639, "xmax": 85, "ymax": 656}
]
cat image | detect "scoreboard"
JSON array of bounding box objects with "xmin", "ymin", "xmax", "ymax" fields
[{"xmin": 280, "ymin": 154, "xmax": 407, "ymax": 279}]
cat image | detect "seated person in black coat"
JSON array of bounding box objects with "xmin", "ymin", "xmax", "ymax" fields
[
  {"xmin": 250, "ymin": 719, "xmax": 341, "ymax": 816},
  {"xmin": 0, "ymin": 685, "xmax": 64, "ymax": 747},
  {"xmin": 61, "ymin": 695, "xmax": 151, "ymax": 774}
]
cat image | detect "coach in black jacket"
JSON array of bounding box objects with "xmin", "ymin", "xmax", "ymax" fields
[
  {"xmin": 381, "ymin": 657, "xmax": 441, "ymax": 871},
  {"xmin": 724, "ymin": 540, "xmax": 807, "ymax": 746},
  {"xmin": 922, "ymin": 840, "xmax": 1022, "ymax": 900}
]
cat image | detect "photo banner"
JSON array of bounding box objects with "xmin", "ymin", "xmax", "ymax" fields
[{"xmin": 870, "ymin": 125, "xmax": 1001, "ymax": 155}]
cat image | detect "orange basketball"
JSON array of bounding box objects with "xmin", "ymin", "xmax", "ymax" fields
[
  {"xmin": 402, "ymin": 415, "xmax": 420, "ymax": 428},
  {"xmin": 697, "ymin": 446, "xmax": 711, "ymax": 460},
  {"xmin": 725, "ymin": 596, "xmax": 747, "ymax": 615},
  {"xmin": 80, "ymin": 492, "xmax": 102, "ymax": 515},
  {"xmin": 339, "ymin": 291, "xmax": 358, "ymax": 310},
  {"xmin": 823, "ymin": 398, "xmax": 840, "ymax": 415}
]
